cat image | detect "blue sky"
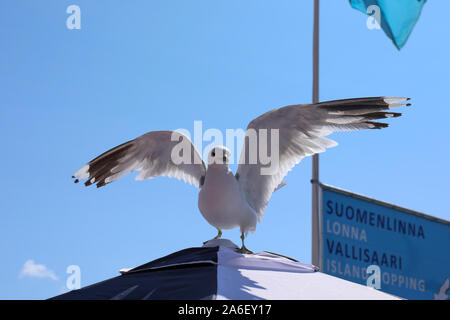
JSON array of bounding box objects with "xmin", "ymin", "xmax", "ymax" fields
[{"xmin": 0, "ymin": 1, "xmax": 449, "ymax": 299}]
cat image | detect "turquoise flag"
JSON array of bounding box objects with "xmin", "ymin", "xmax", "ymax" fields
[{"xmin": 350, "ymin": 0, "xmax": 427, "ymax": 49}]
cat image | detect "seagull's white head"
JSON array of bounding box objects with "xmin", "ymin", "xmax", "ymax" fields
[{"xmin": 207, "ymin": 146, "xmax": 231, "ymax": 166}]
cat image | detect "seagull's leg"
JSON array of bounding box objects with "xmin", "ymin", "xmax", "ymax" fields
[
  {"xmin": 203, "ymin": 228, "xmax": 222, "ymax": 244},
  {"xmin": 237, "ymin": 232, "xmax": 253, "ymax": 254},
  {"xmin": 213, "ymin": 229, "xmax": 223, "ymax": 240}
]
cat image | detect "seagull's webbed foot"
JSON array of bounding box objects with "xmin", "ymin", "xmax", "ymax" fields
[
  {"xmin": 203, "ymin": 229, "xmax": 222, "ymax": 245},
  {"xmin": 236, "ymin": 232, "xmax": 253, "ymax": 254},
  {"xmin": 236, "ymin": 245, "xmax": 253, "ymax": 254}
]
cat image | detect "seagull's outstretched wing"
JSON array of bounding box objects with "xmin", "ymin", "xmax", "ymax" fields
[
  {"xmin": 236, "ymin": 97, "xmax": 410, "ymax": 221},
  {"xmin": 72, "ymin": 131, "xmax": 206, "ymax": 188}
]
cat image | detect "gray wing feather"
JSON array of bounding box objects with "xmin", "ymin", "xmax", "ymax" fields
[
  {"xmin": 236, "ymin": 97, "xmax": 410, "ymax": 221},
  {"xmin": 73, "ymin": 131, "xmax": 206, "ymax": 188}
]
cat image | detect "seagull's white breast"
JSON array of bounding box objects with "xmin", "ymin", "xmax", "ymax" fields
[{"xmin": 198, "ymin": 165, "xmax": 257, "ymax": 234}]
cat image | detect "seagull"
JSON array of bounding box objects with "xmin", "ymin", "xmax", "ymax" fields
[{"xmin": 73, "ymin": 97, "xmax": 410, "ymax": 253}]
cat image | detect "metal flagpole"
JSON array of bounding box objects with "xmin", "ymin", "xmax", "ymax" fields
[{"xmin": 311, "ymin": 0, "xmax": 320, "ymax": 267}]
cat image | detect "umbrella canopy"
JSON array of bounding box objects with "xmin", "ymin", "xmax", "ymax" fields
[{"xmin": 51, "ymin": 239, "xmax": 399, "ymax": 300}]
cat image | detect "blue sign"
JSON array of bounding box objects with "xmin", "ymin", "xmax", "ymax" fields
[{"xmin": 320, "ymin": 184, "xmax": 450, "ymax": 300}]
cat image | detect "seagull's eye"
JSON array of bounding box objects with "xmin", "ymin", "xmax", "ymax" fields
[
  {"xmin": 223, "ymin": 156, "xmax": 227, "ymax": 162},
  {"xmin": 211, "ymin": 151, "xmax": 216, "ymax": 157}
]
